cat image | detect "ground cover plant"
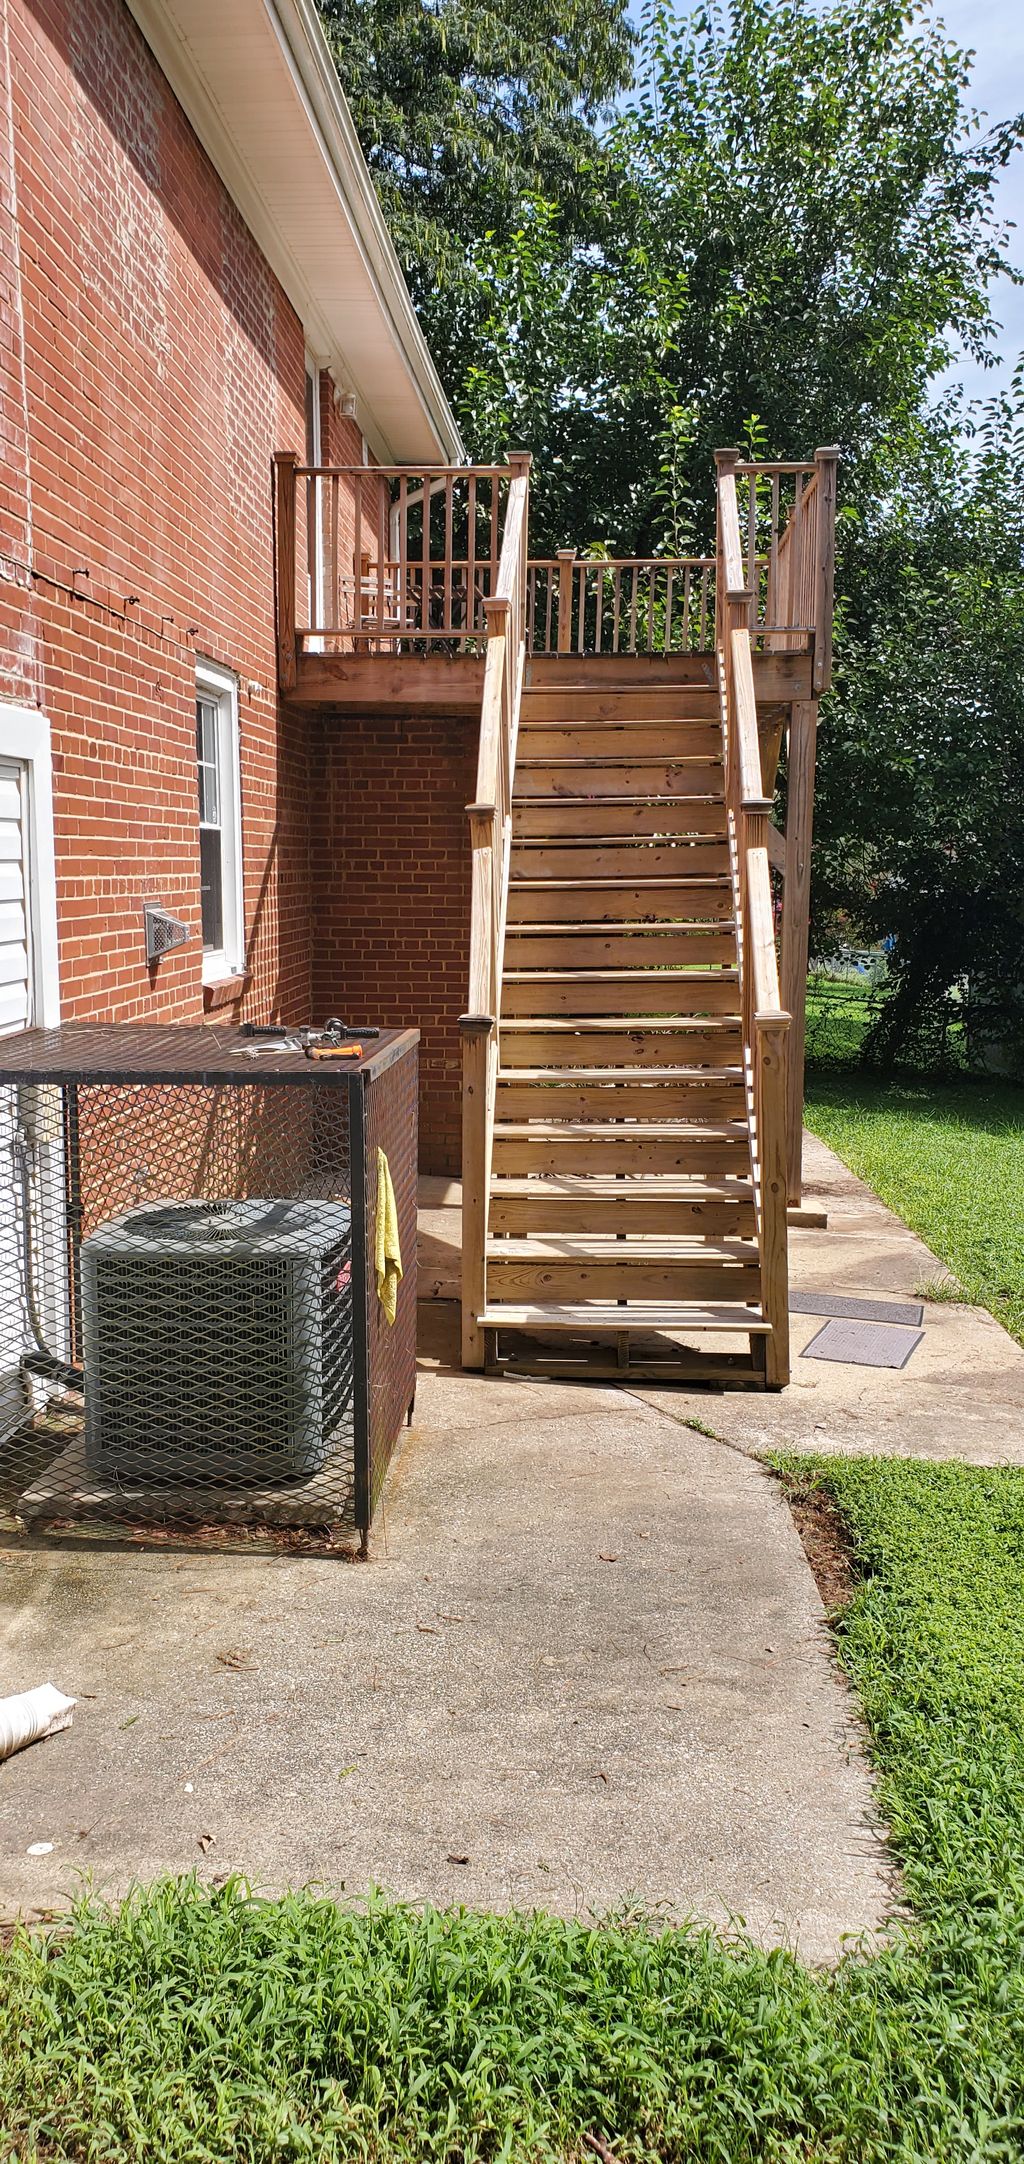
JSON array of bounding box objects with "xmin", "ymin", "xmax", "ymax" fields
[
  {"xmin": 804, "ymin": 1070, "xmax": 1024, "ymax": 1343},
  {"xmin": 4, "ymin": 1456, "xmax": 1024, "ymax": 2158}
]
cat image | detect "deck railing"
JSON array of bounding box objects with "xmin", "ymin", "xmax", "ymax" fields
[
  {"xmin": 527, "ymin": 555, "xmax": 715, "ymax": 655},
  {"xmin": 716, "ymin": 462, "xmax": 792, "ymax": 1386},
  {"xmin": 458, "ymin": 457, "xmax": 532, "ymax": 1366},
  {"xmin": 717, "ymin": 448, "xmax": 838, "ymax": 689},
  {"xmin": 273, "ymin": 447, "xmax": 836, "ymax": 682},
  {"xmin": 273, "ymin": 456, "xmax": 516, "ymax": 677}
]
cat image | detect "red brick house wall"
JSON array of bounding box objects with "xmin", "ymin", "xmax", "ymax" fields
[
  {"xmin": 0, "ymin": 0, "xmax": 382, "ymax": 1028},
  {"xmin": 310, "ymin": 714, "xmax": 474, "ymax": 1176}
]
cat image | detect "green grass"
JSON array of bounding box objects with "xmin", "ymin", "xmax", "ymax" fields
[
  {"xmin": 5, "ymin": 1457, "xmax": 1024, "ymax": 2159},
  {"xmin": 804, "ymin": 1071, "xmax": 1024, "ymax": 1343}
]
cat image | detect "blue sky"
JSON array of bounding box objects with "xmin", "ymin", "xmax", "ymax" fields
[{"xmin": 934, "ymin": 0, "xmax": 1024, "ymax": 405}]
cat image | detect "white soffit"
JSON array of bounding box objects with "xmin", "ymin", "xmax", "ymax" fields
[{"xmin": 124, "ymin": 0, "xmax": 464, "ymax": 463}]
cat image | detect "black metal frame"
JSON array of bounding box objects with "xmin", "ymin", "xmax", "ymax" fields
[{"xmin": 0, "ymin": 1024, "xmax": 418, "ymax": 1549}]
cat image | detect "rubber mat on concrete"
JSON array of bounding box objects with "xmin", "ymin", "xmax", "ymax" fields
[
  {"xmin": 790, "ymin": 1290, "xmax": 924, "ymax": 1327},
  {"xmin": 800, "ymin": 1318, "xmax": 924, "ymax": 1369}
]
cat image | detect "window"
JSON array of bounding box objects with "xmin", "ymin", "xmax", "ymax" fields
[{"xmin": 195, "ymin": 662, "xmax": 243, "ymax": 984}]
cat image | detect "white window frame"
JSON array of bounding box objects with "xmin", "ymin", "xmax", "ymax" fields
[
  {"xmin": 195, "ymin": 660, "xmax": 245, "ymax": 986},
  {"xmin": 0, "ymin": 703, "xmax": 60, "ymax": 1026}
]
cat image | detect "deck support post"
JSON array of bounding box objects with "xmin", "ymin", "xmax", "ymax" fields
[
  {"xmin": 273, "ymin": 450, "xmax": 299, "ymax": 692},
  {"xmin": 780, "ymin": 699, "xmax": 818, "ymax": 1204},
  {"xmin": 756, "ymin": 1017, "xmax": 791, "ymax": 1386},
  {"xmin": 556, "ymin": 550, "xmax": 576, "ymax": 653}
]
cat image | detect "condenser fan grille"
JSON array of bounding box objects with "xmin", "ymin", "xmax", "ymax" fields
[{"xmin": 82, "ymin": 1198, "xmax": 353, "ymax": 1484}]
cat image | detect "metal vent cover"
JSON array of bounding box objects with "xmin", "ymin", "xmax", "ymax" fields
[
  {"xmin": 81, "ymin": 1197, "xmax": 353, "ymax": 1483},
  {"xmin": 144, "ymin": 904, "xmax": 190, "ymax": 963}
]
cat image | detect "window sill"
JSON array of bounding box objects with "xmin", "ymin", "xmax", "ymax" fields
[{"xmin": 202, "ymin": 971, "xmax": 250, "ymax": 1015}]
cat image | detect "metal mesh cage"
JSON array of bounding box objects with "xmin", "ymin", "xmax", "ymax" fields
[{"xmin": 0, "ymin": 1026, "xmax": 418, "ymax": 1551}]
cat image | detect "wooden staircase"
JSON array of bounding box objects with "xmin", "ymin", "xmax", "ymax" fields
[
  {"xmin": 459, "ymin": 448, "xmax": 836, "ymax": 1390},
  {"xmin": 474, "ymin": 681, "xmax": 779, "ymax": 1382}
]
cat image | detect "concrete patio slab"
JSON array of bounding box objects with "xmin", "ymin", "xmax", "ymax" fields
[
  {"xmin": 641, "ymin": 1133, "xmax": 1024, "ymax": 1467},
  {"xmin": 421, "ymin": 1142, "xmax": 1024, "ymax": 1467},
  {"xmin": 0, "ymin": 1317, "xmax": 893, "ymax": 1960}
]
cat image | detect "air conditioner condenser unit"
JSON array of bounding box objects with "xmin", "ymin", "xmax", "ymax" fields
[{"xmin": 81, "ymin": 1198, "xmax": 353, "ymax": 1484}]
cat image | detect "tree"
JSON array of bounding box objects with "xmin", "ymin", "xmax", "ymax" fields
[
  {"xmin": 457, "ymin": 0, "xmax": 1022, "ymax": 551},
  {"xmin": 317, "ymin": 0, "xmax": 634, "ymax": 391},
  {"xmin": 811, "ymin": 391, "xmax": 1024, "ymax": 1066}
]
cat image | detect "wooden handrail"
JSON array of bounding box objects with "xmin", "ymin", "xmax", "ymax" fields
[
  {"xmin": 460, "ymin": 454, "xmax": 531, "ymax": 1366},
  {"xmin": 729, "ymin": 627, "xmax": 770, "ymax": 811}
]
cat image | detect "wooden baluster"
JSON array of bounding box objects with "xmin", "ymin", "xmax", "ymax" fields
[
  {"xmin": 328, "ymin": 473, "xmax": 339, "ymax": 636},
  {"xmin": 664, "ymin": 567, "xmax": 674, "ymax": 655},
  {"xmin": 467, "ymin": 474, "xmax": 477, "ymax": 634},
  {"xmin": 273, "ymin": 450, "xmax": 298, "ymax": 690},
  {"xmin": 612, "ymin": 566, "xmax": 622, "ymax": 653},
  {"xmin": 628, "ymin": 566, "xmax": 639, "ymax": 652},
  {"xmin": 746, "ymin": 472, "xmax": 758, "ymax": 631},
  {"xmin": 443, "ymin": 477, "xmax": 454, "ymax": 634},
  {"xmin": 812, "ymin": 447, "xmax": 839, "ymax": 692},
  {"xmin": 576, "ymin": 565, "xmax": 586, "ymax": 654},
  {"xmin": 699, "ymin": 563, "xmax": 709, "ymax": 648},
  {"xmin": 421, "ymin": 474, "xmax": 431, "ymax": 636},
  {"xmin": 489, "ymin": 479, "xmax": 500, "ymax": 612},
  {"xmin": 353, "ymin": 469, "xmax": 363, "ymax": 638},
  {"xmin": 788, "ymin": 476, "xmax": 801, "ymax": 631},
  {"xmin": 397, "ymin": 475, "xmax": 408, "ymax": 646},
  {"xmin": 544, "ymin": 566, "xmax": 554, "ymax": 653},
  {"xmin": 376, "ymin": 482, "xmax": 387, "ymax": 646},
  {"xmin": 306, "ymin": 464, "xmax": 318, "ymax": 634},
  {"xmin": 768, "ymin": 474, "xmax": 779, "ymax": 630}
]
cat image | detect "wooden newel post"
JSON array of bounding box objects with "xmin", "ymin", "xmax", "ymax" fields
[
  {"xmin": 459, "ymin": 1014, "xmax": 493, "ymax": 1371},
  {"xmin": 756, "ymin": 1018, "xmax": 791, "ymax": 1387},
  {"xmin": 556, "ymin": 549, "xmax": 576, "ymax": 654},
  {"xmin": 273, "ymin": 450, "xmax": 299, "ymax": 693}
]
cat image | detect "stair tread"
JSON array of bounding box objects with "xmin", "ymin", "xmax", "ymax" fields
[
  {"xmin": 493, "ymin": 1120, "xmax": 750, "ymax": 1140},
  {"xmin": 505, "ymin": 921, "xmax": 737, "ymax": 935},
  {"xmin": 509, "ymin": 876, "xmax": 731, "ymax": 890},
  {"xmin": 500, "ymin": 1019, "xmax": 739, "ymax": 1034},
  {"xmin": 478, "ymin": 1303, "xmax": 770, "ymax": 1333},
  {"xmin": 497, "ymin": 1066, "xmax": 744, "ymax": 1083},
  {"xmin": 487, "ymin": 1237, "xmax": 757, "ymax": 1259},
  {"xmin": 504, "ymin": 967, "xmax": 738, "ymax": 982},
  {"xmin": 490, "ymin": 1174, "xmax": 754, "ymax": 1192}
]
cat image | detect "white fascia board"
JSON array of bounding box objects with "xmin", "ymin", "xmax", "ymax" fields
[{"xmin": 124, "ymin": 0, "xmax": 465, "ymax": 464}]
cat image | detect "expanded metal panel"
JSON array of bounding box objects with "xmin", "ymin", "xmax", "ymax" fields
[{"xmin": 0, "ymin": 1026, "xmax": 418, "ymax": 1552}]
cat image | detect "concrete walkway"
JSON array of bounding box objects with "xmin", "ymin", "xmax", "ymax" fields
[
  {"xmin": 5, "ymin": 1129, "xmax": 1018, "ymax": 1952},
  {"xmin": 0, "ymin": 1311, "xmax": 892, "ymax": 1960}
]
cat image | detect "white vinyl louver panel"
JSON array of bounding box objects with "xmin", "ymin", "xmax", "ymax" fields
[{"xmin": 0, "ymin": 759, "xmax": 32, "ymax": 1035}]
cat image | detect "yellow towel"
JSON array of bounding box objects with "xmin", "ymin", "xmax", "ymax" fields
[{"xmin": 374, "ymin": 1146, "xmax": 402, "ymax": 1325}]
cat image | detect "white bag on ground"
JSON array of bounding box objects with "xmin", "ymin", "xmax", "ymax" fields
[{"xmin": 0, "ymin": 1684, "xmax": 76, "ymax": 1762}]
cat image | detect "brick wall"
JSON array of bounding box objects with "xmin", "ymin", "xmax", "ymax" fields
[
  {"xmin": 0, "ymin": 0, "xmax": 390, "ymax": 1030},
  {"xmin": 309, "ymin": 713, "xmax": 474, "ymax": 1175},
  {"xmin": 0, "ymin": 0, "xmax": 469, "ymax": 1167}
]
